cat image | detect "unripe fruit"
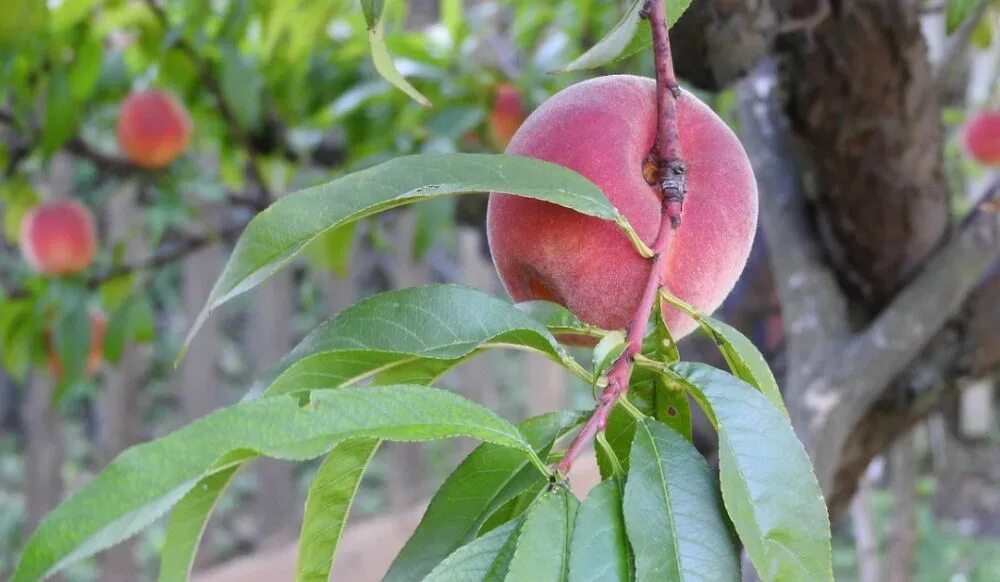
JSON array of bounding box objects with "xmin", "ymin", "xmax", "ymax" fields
[
  {"xmin": 19, "ymin": 199, "xmax": 98, "ymax": 276},
  {"xmin": 47, "ymin": 310, "xmax": 106, "ymax": 379},
  {"xmin": 490, "ymin": 83, "xmax": 527, "ymax": 150},
  {"xmin": 487, "ymin": 75, "xmax": 758, "ymax": 340},
  {"xmin": 117, "ymin": 89, "xmax": 192, "ymax": 169},
  {"xmin": 962, "ymin": 111, "xmax": 1000, "ymax": 166}
]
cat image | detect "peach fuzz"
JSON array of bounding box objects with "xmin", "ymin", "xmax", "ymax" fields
[
  {"xmin": 962, "ymin": 110, "xmax": 1000, "ymax": 166},
  {"xmin": 117, "ymin": 89, "xmax": 192, "ymax": 169},
  {"xmin": 20, "ymin": 199, "xmax": 98, "ymax": 276},
  {"xmin": 490, "ymin": 83, "xmax": 527, "ymax": 150},
  {"xmin": 487, "ymin": 75, "xmax": 758, "ymax": 340}
]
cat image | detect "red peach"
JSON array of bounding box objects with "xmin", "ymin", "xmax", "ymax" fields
[
  {"xmin": 490, "ymin": 83, "xmax": 527, "ymax": 150},
  {"xmin": 487, "ymin": 75, "xmax": 758, "ymax": 340},
  {"xmin": 962, "ymin": 110, "xmax": 1000, "ymax": 166},
  {"xmin": 19, "ymin": 199, "xmax": 98, "ymax": 276},
  {"xmin": 47, "ymin": 310, "xmax": 107, "ymax": 379},
  {"xmin": 117, "ymin": 89, "xmax": 192, "ymax": 169}
]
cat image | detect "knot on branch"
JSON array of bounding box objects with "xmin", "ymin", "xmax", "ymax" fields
[
  {"xmin": 639, "ymin": 1, "xmax": 652, "ymax": 20},
  {"xmin": 659, "ymin": 158, "xmax": 687, "ymax": 229}
]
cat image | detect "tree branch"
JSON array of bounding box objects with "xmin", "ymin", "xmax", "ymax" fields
[
  {"xmin": 553, "ymin": 0, "xmax": 685, "ymax": 476},
  {"xmin": 935, "ymin": 0, "xmax": 993, "ymax": 92},
  {"xmin": 736, "ymin": 62, "xmax": 850, "ymax": 374}
]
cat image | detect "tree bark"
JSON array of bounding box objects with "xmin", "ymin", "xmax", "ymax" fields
[
  {"xmin": 887, "ymin": 431, "xmax": 917, "ymax": 582},
  {"xmin": 22, "ymin": 373, "xmax": 62, "ymax": 537}
]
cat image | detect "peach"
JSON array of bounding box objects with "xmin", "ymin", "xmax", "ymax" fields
[
  {"xmin": 117, "ymin": 89, "xmax": 192, "ymax": 169},
  {"xmin": 20, "ymin": 199, "xmax": 98, "ymax": 276},
  {"xmin": 962, "ymin": 111, "xmax": 1000, "ymax": 166},
  {"xmin": 47, "ymin": 310, "xmax": 106, "ymax": 379},
  {"xmin": 487, "ymin": 75, "xmax": 757, "ymax": 340},
  {"xmin": 489, "ymin": 83, "xmax": 527, "ymax": 150}
]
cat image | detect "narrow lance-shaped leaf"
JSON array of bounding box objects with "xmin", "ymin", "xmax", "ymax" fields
[
  {"xmin": 421, "ymin": 519, "xmax": 522, "ymax": 582},
  {"xmin": 673, "ymin": 362, "xmax": 833, "ymax": 582},
  {"xmin": 696, "ymin": 315, "xmax": 788, "ymax": 417},
  {"xmin": 385, "ymin": 411, "xmax": 585, "ymax": 582},
  {"xmin": 368, "ymin": 19, "xmax": 431, "ymax": 107},
  {"xmin": 158, "ymin": 466, "xmax": 241, "ymax": 582},
  {"xmin": 505, "ymin": 488, "xmax": 579, "ymax": 582},
  {"xmin": 255, "ymin": 285, "xmax": 586, "ymax": 398},
  {"xmin": 296, "ymin": 439, "xmax": 380, "ymax": 582},
  {"xmin": 556, "ymin": 0, "xmax": 693, "ymax": 73},
  {"xmin": 13, "ymin": 386, "xmax": 537, "ymax": 582},
  {"xmin": 569, "ymin": 479, "xmax": 633, "ymax": 582},
  {"xmin": 623, "ymin": 419, "xmax": 739, "ymax": 582},
  {"xmin": 180, "ymin": 154, "xmax": 629, "ymax": 359}
]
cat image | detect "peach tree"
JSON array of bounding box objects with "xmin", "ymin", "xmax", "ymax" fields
[{"xmin": 13, "ymin": 2, "xmax": 833, "ymax": 581}]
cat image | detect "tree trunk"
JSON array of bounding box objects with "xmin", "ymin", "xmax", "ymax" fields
[
  {"xmin": 887, "ymin": 431, "xmax": 917, "ymax": 582},
  {"xmin": 22, "ymin": 373, "xmax": 62, "ymax": 537},
  {"xmin": 851, "ymin": 465, "xmax": 883, "ymax": 582},
  {"xmin": 97, "ymin": 182, "xmax": 150, "ymax": 582}
]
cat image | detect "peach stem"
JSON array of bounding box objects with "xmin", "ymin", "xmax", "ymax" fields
[{"xmin": 553, "ymin": 1, "xmax": 684, "ymax": 477}]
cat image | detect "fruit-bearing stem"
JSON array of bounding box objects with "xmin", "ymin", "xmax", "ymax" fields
[{"xmin": 553, "ymin": 0, "xmax": 685, "ymax": 477}]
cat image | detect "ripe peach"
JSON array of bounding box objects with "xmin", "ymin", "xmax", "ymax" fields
[
  {"xmin": 962, "ymin": 111, "xmax": 1000, "ymax": 166},
  {"xmin": 19, "ymin": 199, "xmax": 98, "ymax": 276},
  {"xmin": 489, "ymin": 83, "xmax": 527, "ymax": 150},
  {"xmin": 47, "ymin": 310, "xmax": 107, "ymax": 379},
  {"xmin": 117, "ymin": 89, "xmax": 192, "ymax": 169},
  {"xmin": 487, "ymin": 75, "xmax": 757, "ymax": 340}
]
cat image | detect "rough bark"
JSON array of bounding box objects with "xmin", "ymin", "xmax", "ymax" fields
[
  {"xmin": 739, "ymin": 55, "xmax": 1000, "ymax": 516},
  {"xmin": 778, "ymin": 0, "xmax": 949, "ymax": 312},
  {"xmin": 22, "ymin": 373, "xmax": 62, "ymax": 537},
  {"xmin": 887, "ymin": 431, "xmax": 917, "ymax": 582}
]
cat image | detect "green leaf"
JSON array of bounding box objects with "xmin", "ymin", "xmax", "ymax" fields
[
  {"xmin": 421, "ymin": 519, "xmax": 522, "ymax": 582},
  {"xmin": 673, "ymin": 362, "xmax": 833, "ymax": 582},
  {"xmin": 368, "ymin": 19, "xmax": 431, "ymax": 107},
  {"xmin": 181, "ymin": 153, "xmax": 627, "ymax": 360},
  {"xmin": 360, "ymin": 0, "xmax": 385, "ymax": 29},
  {"xmin": 158, "ymin": 466, "xmax": 241, "ymax": 582},
  {"xmin": 296, "ymin": 439, "xmax": 380, "ymax": 582},
  {"xmin": 946, "ymin": 0, "xmax": 979, "ymax": 33},
  {"xmin": 13, "ymin": 385, "xmax": 537, "ymax": 582},
  {"xmin": 592, "ymin": 330, "xmax": 627, "ymax": 377},
  {"xmin": 652, "ymin": 375, "xmax": 691, "ymax": 441},
  {"xmin": 42, "ymin": 70, "xmax": 79, "ymax": 155},
  {"xmin": 69, "ymin": 34, "xmax": 102, "ymax": 102},
  {"xmin": 697, "ymin": 316, "xmax": 788, "ymax": 417},
  {"xmin": 556, "ymin": 0, "xmax": 692, "ymax": 72},
  {"xmin": 256, "ymin": 285, "xmax": 584, "ymax": 397},
  {"xmin": 569, "ymin": 479, "xmax": 632, "ymax": 582},
  {"xmin": 0, "ymin": 298, "xmax": 36, "ymax": 381},
  {"xmin": 304, "ymin": 221, "xmax": 357, "ymax": 278},
  {"xmin": 1, "ymin": 178, "xmax": 39, "ymax": 244},
  {"xmin": 386, "ymin": 411, "xmax": 584, "ymax": 582},
  {"xmin": 515, "ymin": 300, "xmax": 605, "ymax": 339},
  {"xmin": 220, "ymin": 44, "xmax": 263, "ymax": 129},
  {"xmin": 505, "ymin": 488, "xmax": 579, "ymax": 582},
  {"xmin": 623, "ymin": 419, "xmax": 739, "ymax": 582}
]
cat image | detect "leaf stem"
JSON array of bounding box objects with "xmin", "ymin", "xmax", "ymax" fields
[{"xmin": 553, "ymin": 0, "xmax": 685, "ymax": 477}]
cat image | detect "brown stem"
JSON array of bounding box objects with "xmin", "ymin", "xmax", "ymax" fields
[{"xmin": 554, "ymin": 0, "xmax": 684, "ymax": 476}]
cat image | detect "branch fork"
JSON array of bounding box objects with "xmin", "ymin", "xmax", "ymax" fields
[{"xmin": 554, "ymin": 0, "xmax": 685, "ymax": 477}]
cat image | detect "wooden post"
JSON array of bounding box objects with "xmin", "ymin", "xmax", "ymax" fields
[{"xmin": 97, "ymin": 182, "xmax": 151, "ymax": 581}]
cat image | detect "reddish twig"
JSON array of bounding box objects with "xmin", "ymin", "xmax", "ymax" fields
[{"xmin": 554, "ymin": 0, "xmax": 685, "ymax": 476}]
